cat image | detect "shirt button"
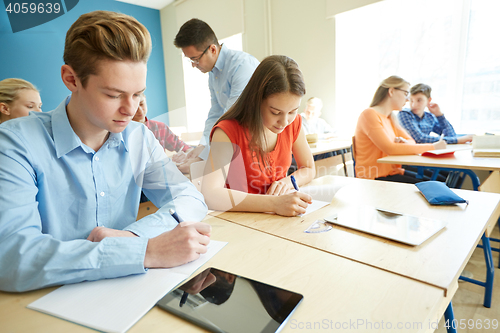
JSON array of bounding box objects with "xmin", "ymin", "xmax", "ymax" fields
[
  {"xmin": 100, "ymin": 192, "xmax": 105, "ymax": 197},
  {"xmin": 94, "ymin": 156, "xmax": 99, "ymax": 161}
]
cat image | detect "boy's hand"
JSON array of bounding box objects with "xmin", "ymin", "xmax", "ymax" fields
[
  {"xmin": 186, "ymin": 145, "xmax": 205, "ymax": 159},
  {"xmin": 144, "ymin": 221, "xmax": 211, "ymax": 268},
  {"xmin": 457, "ymin": 134, "xmax": 474, "ymax": 144},
  {"xmin": 87, "ymin": 227, "xmax": 137, "ymax": 242},
  {"xmin": 177, "ymin": 157, "xmax": 203, "ymax": 173},
  {"xmin": 428, "ymin": 103, "xmax": 443, "ymax": 117},
  {"xmin": 172, "ymin": 150, "xmax": 188, "ymax": 163}
]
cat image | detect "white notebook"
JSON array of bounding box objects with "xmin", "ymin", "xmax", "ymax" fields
[{"xmin": 27, "ymin": 241, "xmax": 227, "ymax": 333}]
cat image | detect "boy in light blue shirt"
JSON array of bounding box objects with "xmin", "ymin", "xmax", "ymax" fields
[{"xmin": 0, "ymin": 11, "xmax": 210, "ymax": 292}]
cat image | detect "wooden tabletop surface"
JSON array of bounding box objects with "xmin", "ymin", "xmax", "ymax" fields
[
  {"xmin": 0, "ymin": 216, "xmax": 453, "ymax": 333},
  {"xmin": 210, "ymin": 176, "xmax": 500, "ymax": 295}
]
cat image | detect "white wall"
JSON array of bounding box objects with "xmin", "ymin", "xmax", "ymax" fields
[{"xmin": 160, "ymin": 0, "xmax": 382, "ymax": 129}]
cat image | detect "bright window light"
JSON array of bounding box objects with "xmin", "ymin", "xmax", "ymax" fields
[{"xmin": 335, "ymin": 0, "xmax": 500, "ymax": 137}]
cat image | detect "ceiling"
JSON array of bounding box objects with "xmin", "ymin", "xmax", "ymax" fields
[{"xmin": 115, "ymin": 0, "xmax": 175, "ymax": 10}]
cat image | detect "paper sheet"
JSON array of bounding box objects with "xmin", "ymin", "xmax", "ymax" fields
[
  {"xmin": 27, "ymin": 240, "xmax": 227, "ymax": 333},
  {"xmin": 303, "ymin": 200, "xmax": 330, "ymax": 216}
]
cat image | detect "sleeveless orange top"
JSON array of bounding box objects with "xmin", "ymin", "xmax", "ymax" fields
[{"xmin": 210, "ymin": 116, "xmax": 301, "ymax": 194}]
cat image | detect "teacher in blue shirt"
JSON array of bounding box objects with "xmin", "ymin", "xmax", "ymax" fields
[
  {"xmin": 173, "ymin": 18, "xmax": 260, "ymax": 173},
  {"xmin": 0, "ymin": 11, "xmax": 210, "ymax": 292}
]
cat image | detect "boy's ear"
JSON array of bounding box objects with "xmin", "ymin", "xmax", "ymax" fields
[
  {"xmin": 427, "ymin": 97, "xmax": 432, "ymax": 104},
  {"xmin": 0, "ymin": 103, "xmax": 10, "ymax": 116},
  {"xmin": 61, "ymin": 64, "xmax": 79, "ymax": 92}
]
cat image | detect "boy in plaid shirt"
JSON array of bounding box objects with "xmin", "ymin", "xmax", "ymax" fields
[{"xmin": 398, "ymin": 83, "xmax": 472, "ymax": 144}]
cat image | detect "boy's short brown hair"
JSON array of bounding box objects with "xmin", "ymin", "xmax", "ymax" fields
[
  {"xmin": 63, "ymin": 10, "xmax": 152, "ymax": 88},
  {"xmin": 410, "ymin": 83, "xmax": 432, "ymax": 99}
]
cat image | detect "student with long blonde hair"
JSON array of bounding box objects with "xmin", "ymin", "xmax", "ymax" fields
[
  {"xmin": 354, "ymin": 76, "xmax": 446, "ymax": 183},
  {"xmin": 202, "ymin": 55, "xmax": 315, "ymax": 216},
  {"xmin": 0, "ymin": 78, "xmax": 42, "ymax": 124}
]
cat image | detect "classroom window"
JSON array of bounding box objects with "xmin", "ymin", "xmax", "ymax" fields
[
  {"xmin": 182, "ymin": 33, "xmax": 243, "ymax": 133},
  {"xmin": 335, "ymin": 0, "xmax": 500, "ymax": 137}
]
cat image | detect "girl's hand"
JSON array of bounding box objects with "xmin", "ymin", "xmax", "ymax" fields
[
  {"xmin": 394, "ymin": 137, "xmax": 408, "ymax": 143},
  {"xmin": 267, "ymin": 177, "xmax": 294, "ymax": 196},
  {"xmin": 272, "ymin": 192, "xmax": 312, "ymax": 216}
]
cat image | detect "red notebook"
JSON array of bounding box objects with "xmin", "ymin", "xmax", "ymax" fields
[{"xmin": 421, "ymin": 145, "xmax": 472, "ymax": 157}]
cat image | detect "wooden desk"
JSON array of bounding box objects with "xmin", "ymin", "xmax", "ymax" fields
[
  {"xmin": 309, "ymin": 139, "xmax": 352, "ymax": 156},
  {"xmin": 377, "ymin": 147, "xmax": 500, "ymax": 235},
  {"xmin": 0, "ymin": 216, "xmax": 454, "ymax": 333},
  {"xmin": 210, "ymin": 176, "xmax": 500, "ymax": 297},
  {"xmin": 309, "ymin": 139, "xmax": 352, "ymax": 176},
  {"xmin": 377, "ymin": 147, "xmax": 500, "ymax": 172}
]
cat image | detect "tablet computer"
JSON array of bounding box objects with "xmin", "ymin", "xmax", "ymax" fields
[
  {"xmin": 156, "ymin": 267, "xmax": 303, "ymax": 333},
  {"xmin": 324, "ymin": 206, "xmax": 447, "ymax": 246}
]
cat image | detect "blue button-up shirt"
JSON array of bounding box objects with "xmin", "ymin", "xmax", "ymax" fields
[
  {"xmin": 199, "ymin": 44, "xmax": 259, "ymax": 159},
  {"xmin": 0, "ymin": 100, "xmax": 207, "ymax": 292},
  {"xmin": 398, "ymin": 108, "xmax": 458, "ymax": 144}
]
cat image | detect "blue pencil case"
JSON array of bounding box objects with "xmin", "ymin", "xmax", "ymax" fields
[{"xmin": 415, "ymin": 181, "xmax": 469, "ymax": 205}]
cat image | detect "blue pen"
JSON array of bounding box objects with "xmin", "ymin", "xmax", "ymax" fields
[
  {"xmin": 169, "ymin": 208, "xmax": 188, "ymax": 306},
  {"xmin": 169, "ymin": 208, "xmax": 184, "ymax": 223},
  {"xmin": 290, "ymin": 175, "xmax": 300, "ymax": 192}
]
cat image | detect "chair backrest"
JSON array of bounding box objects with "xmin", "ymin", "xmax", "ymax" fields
[
  {"xmin": 351, "ymin": 136, "xmax": 357, "ymax": 177},
  {"xmin": 190, "ymin": 160, "xmax": 207, "ymax": 192}
]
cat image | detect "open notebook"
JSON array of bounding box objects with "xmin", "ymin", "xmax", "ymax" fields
[{"xmin": 422, "ymin": 145, "xmax": 472, "ymax": 157}]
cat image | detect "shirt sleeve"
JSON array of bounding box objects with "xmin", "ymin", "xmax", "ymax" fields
[
  {"xmin": 433, "ymin": 115, "xmax": 458, "ymax": 144},
  {"xmin": 0, "ymin": 128, "xmax": 147, "ymax": 292},
  {"xmin": 362, "ymin": 110, "xmax": 434, "ymax": 155},
  {"xmin": 398, "ymin": 111, "xmax": 439, "ymax": 143},
  {"xmin": 120, "ymin": 127, "xmax": 208, "ymax": 239},
  {"xmin": 147, "ymin": 120, "xmax": 192, "ymax": 152}
]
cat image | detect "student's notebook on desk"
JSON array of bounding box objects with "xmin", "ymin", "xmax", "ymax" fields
[
  {"xmin": 473, "ymin": 135, "xmax": 500, "ymax": 157},
  {"xmin": 422, "ymin": 145, "xmax": 472, "ymax": 157},
  {"xmin": 324, "ymin": 206, "xmax": 447, "ymax": 246},
  {"xmin": 27, "ymin": 241, "xmax": 227, "ymax": 333}
]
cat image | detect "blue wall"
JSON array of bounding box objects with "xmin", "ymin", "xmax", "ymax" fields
[{"xmin": 0, "ymin": 0, "xmax": 168, "ymax": 120}]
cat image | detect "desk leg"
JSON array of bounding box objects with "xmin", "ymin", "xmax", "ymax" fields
[
  {"xmin": 341, "ymin": 149, "xmax": 347, "ymax": 177},
  {"xmin": 460, "ymin": 233, "xmax": 494, "ymax": 308},
  {"xmin": 444, "ymin": 302, "xmax": 457, "ymax": 333},
  {"xmin": 482, "ymin": 234, "xmax": 494, "ymax": 308}
]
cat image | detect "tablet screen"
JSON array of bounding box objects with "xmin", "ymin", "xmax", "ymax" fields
[{"xmin": 156, "ymin": 267, "xmax": 303, "ymax": 333}]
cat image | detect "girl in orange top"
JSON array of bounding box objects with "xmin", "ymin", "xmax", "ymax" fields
[
  {"xmin": 202, "ymin": 55, "xmax": 315, "ymax": 216},
  {"xmin": 354, "ymin": 76, "xmax": 446, "ymax": 183}
]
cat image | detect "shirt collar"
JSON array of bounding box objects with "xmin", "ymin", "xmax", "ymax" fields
[
  {"xmin": 52, "ymin": 99, "xmax": 126, "ymax": 157},
  {"xmin": 212, "ymin": 44, "xmax": 227, "ymax": 72}
]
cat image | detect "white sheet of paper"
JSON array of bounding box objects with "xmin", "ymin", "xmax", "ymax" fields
[
  {"xmin": 27, "ymin": 240, "xmax": 227, "ymax": 333},
  {"xmin": 302, "ymin": 200, "xmax": 329, "ymax": 216}
]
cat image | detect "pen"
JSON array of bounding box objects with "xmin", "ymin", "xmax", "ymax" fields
[
  {"xmin": 290, "ymin": 175, "xmax": 300, "ymax": 192},
  {"xmin": 440, "ymin": 134, "xmax": 444, "ymax": 141},
  {"xmin": 169, "ymin": 208, "xmax": 184, "ymax": 223},
  {"xmin": 179, "ymin": 291, "xmax": 188, "ymax": 307},
  {"xmin": 169, "ymin": 209, "xmax": 188, "ymax": 306}
]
